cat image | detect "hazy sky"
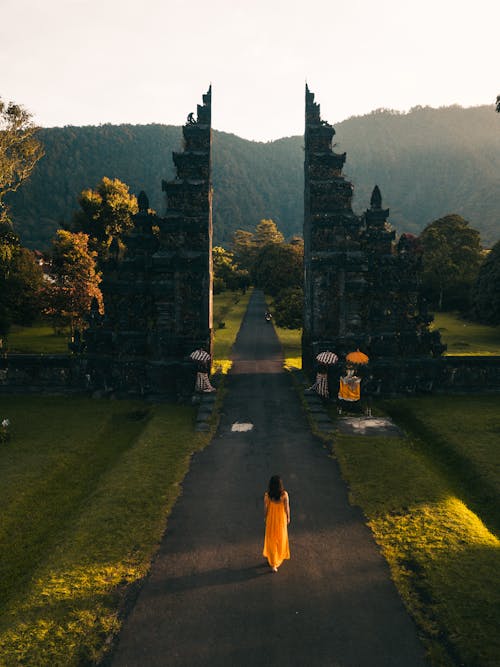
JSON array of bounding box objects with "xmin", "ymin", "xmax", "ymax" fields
[{"xmin": 1, "ymin": 0, "xmax": 498, "ymax": 141}]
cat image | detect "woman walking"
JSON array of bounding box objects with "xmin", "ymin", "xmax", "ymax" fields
[{"xmin": 263, "ymin": 475, "xmax": 290, "ymax": 572}]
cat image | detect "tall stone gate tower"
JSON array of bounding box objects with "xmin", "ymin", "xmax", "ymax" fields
[
  {"xmin": 158, "ymin": 84, "xmax": 213, "ymax": 357},
  {"xmin": 303, "ymin": 85, "xmax": 365, "ymax": 374},
  {"xmin": 84, "ymin": 87, "xmax": 213, "ymax": 398},
  {"xmin": 302, "ymin": 85, "xmax": 445, "ymax": 385}
]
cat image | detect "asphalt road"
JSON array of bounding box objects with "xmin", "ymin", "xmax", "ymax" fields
[{"xmin": 111, "ymin": 290, "xmax": 429, "ymax": 667}]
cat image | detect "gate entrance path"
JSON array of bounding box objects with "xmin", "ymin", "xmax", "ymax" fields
[{"xmin": 111, "ymin": 290, "xmax": 428, "ymax": 667}]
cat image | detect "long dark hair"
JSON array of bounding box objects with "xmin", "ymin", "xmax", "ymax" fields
[{"xmin": 268, "ymin": 475, "xmax": 285, "ymax": 501}]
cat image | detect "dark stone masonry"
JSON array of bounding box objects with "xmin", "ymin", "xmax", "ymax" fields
[
  {"xmin": 303, "ymin": 85, "xmax": 444, "ymax": 375},
  {"xmin": 300, "ymin": 85, "xmax": 495, "ymax": 395}
]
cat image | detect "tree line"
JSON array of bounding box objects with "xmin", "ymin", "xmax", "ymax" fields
[{"xmin": 1, "ymin": 175, "xmax": 499, "ymax": 341}]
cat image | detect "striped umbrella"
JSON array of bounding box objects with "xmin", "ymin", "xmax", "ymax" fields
[
  {"xmin": 346, "ymin": 349, "xmax": 369, "ymax": 365},
  {"xmin": 189, "ymin": 349, "xmax": 211, "ymax": 363},
  {"xmin": 315, "ymin": 351, "xmax": 339, "ymax": 365}
]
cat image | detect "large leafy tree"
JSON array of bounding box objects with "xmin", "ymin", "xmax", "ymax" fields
[
  {"xmin": 253, "ymin": 242, "xmax": 303, "ymax": 296},
  {"xmin": 0, "ymin": 97, "xmax": 44, "ymax": 225},
  {"xmin": 0, "ymin": 222, "xmax": 21, "ymax": 338},
  {"xmin": 231, "ymin": 219, "xmax": 285, "ymax": 277},
  {"xmin": 0, "ymin": 222, "xmax": 43, "ymax": 338},
  {"xmin": 3, "ymin": 247, "xmax": 44, "ymax": 327},
  {"xmin": 231, "ymin": 229, "xmax": 256, "ymax": 272},
  {"xmin": 254, "ymin": 219, "xmax": 284, "ymax": 247},
  {"xmin": 473, "ymin": 240, "xmax": 500, "ymax": 324},
  {"xmin": 72, "ymin": 177, "xmax": 138, "ymax": 265},
  {"xmin": 419, "ymin": 214, "xmax": 483, "ymax": 311},
  {"xmin": 44, "ymin": 230, "xmax": 102, "ymax": 332},
  {"xmin": 212, "ymin": 246, "xmax": 249, "ymax": 293},
  {"xmin": 273, "ymin": 287, "xmax": 303, "ymax": 329}
]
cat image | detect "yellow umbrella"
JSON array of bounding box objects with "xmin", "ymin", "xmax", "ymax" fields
[{"xmin": 346, "ymin": 349, "xmax": 369, "ymax": 365}]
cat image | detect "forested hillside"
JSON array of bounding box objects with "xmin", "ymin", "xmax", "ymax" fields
[{"xmin": 7, "ymin": 105, "xmax": 500, "ymax": 249}]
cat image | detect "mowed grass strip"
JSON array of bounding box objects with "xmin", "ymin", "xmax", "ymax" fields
[
  {"xmin": 432, "ymin": 312, "xmax": 500, "ymax": 355},
  {"xmin": 212, "ymin": 289, "xmax": 252, "ymax": 373},
  {"xmin": 0, "ymin": 396, "xmax": 210, "ymax": 666},
  {"xmin": 6, "ymin": 323, "xmax": 69, "ymax": 354},
  {"xmin": 273, "ymin": 325, "xmax": 302, "ymax": 369},
  {"xmin": 329, "ymin": 396, "xmax": 500, "ymax": 667},
  {"xmin": 382, "ymin": 395, "xmax": 500, "ymax": 535}
]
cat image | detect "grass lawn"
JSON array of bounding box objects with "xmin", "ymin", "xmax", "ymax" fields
[
  {"xmin": 328, "ymin": 396, "xmax": 500, "ymax": 667},
  {"xmin": 212, "ymin": 289, "xmax": 252, "ymax": 373},
  {"xmin": 5, "ymin": 323, "xmax": 69, "ymax": 354},
  {"xmin": 0, "ymin": 291, "xmax": 251, "ymax": 665},
  {"xmin": 0, "ymin": 397, "xmax": 213, "ymax": 666},
  {"xmin": 432, "ymin": 312, "xmax": 500, "ymax": 355},
  {"xmin": 273, "ymin": 325, "xmax": 302, "ymax": 369},
  {"xmin": 267, "ymin": 312, "xmax": 500, "ymax": 364}
]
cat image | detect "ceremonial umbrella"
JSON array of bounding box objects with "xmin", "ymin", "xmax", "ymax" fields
[
  {"xmin": 189, "ymin": 349, "xmax": 211, "ymax": 363},
  {"xmin": 316, "ymin": 351, "xmax": 339, "ymax": 365},
  {"xmin": 346, "ymin": 349, "xmax": 369, "ymax": 365}
]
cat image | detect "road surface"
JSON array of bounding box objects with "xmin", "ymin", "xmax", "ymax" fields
[{"xmin": 111, "ymin": 290, "xmax": 428, "ymax": 667}]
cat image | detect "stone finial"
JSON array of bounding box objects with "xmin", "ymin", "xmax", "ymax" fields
[
  {"xmin": 370, "ymin": 185, "xmax": 382, "ymax": 210},
  {"xmin": 137, "ymin": 191, "xmax": 149, "ymax": 212}
]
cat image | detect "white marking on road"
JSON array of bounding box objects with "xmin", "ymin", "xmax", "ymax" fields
[{"xmin": 231, "ymin": 422, "xmax": 254, "ymax": 432}]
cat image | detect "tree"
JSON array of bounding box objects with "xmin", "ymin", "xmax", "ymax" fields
[
  {"xmin": 419, "ymin": 214, "xmax": 483, "ymax": 312},
  {"xmin": 4, "ymin": 247, "xmax": 44, "ymax": 326},
  {"xmin": 72, "ymin": 177, "xmax": 138, "ymax": 264},
  {"xmin": 253, "ymin": 242, "xmax": 303, "ymax": 296},
  {"xmin": 44, "ymin": 230, "xmax": 102, "ymax": 332},
  {"xmin": 231, "ymin": 229, "xmax": 255, "ymax": 272},
  {"xmin": 0, "ymin": 219, "xmax": 20, "ymax": 269},
  {"xmin": 254, "ymin": 219, "xmax": 284, "ymax": 247},
  {"xmin": 0, "ymin": 223, "xmax": 43, "ymax": 337},
  {"xmin": 274, "ymin": 287, "xmax": 303, "ymax": 329},
  {"xmin": 473, "ymin": 240, "xmax": 500, "ymax": 324},
  {"xmin": 0, "ymin": 221, "xmax": 21, "ymax": 338},
  {"xmin": 232, "ymin": 219, "xmax": 288, "ymax": 281},
  {"xmin": 0, "ymin": 97, "xmax": 44, "ymax": 225},
  {"xmin": 212, "ymin": 246, "xmax": 249, "ymax": 293}
]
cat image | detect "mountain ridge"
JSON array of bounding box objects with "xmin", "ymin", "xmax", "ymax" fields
[{"xmin": 7, "ymin": 104, "xmax": 500, "ymax": 249}]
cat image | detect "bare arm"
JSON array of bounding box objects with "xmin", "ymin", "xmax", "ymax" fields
[
  {"xmin": 264, "ymin": 492, "xmax": 269, "ymax": 521},
  {"xmin": 284, "ymin": 491, "xmax": 290, "ymax": 524}
]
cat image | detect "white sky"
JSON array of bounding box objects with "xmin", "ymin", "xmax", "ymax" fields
[{"xmin": 1, "ymin": 0, "xmax": 498, "ymax": 141}]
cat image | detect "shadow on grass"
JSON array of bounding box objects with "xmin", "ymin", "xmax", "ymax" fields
[
  {"xmin": 398, "ymin": 540, "xmax": 500, "ymax": 667},
  {"xmin": 381, "ymin": 400, "xmax": 500, "ymax": 538}
]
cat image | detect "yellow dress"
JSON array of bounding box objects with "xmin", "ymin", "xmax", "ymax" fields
[{"xmin": 263, "ymin": 491, "xmax": 290, "ymax": 568}]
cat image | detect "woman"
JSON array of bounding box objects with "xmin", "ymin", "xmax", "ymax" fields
[{"xmin": 263, "ymin": 475, "xmax": 290, "ymax": 572}]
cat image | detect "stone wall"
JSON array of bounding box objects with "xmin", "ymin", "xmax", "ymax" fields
[
  {"xmin": 2, "ymin": 353, "xmax": 499, "ymax": 399},
  {"xmin": 325, "ymin": 355, "xmax": 500, "ymax": 398},
  {"xmin": 0, "ymin": 354, "xmax": 197, "ymax": 400}
]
